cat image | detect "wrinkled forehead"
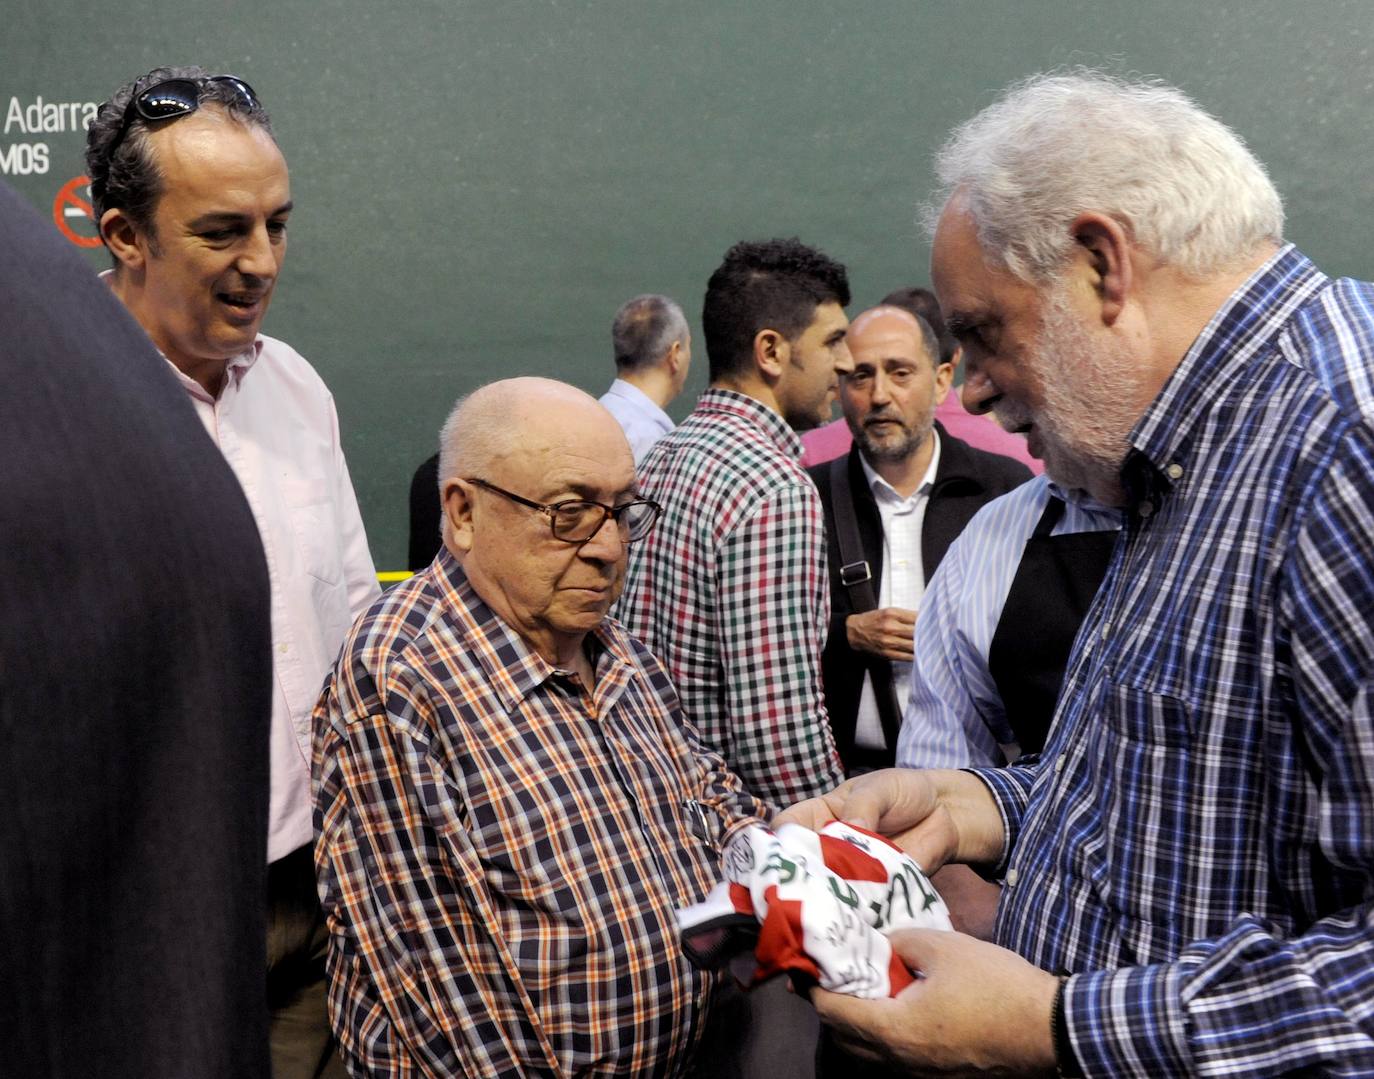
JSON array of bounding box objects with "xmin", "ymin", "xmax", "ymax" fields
[
  {"xmin": 930, "ymin": 204, "xmax": 1000, "ymax": 314},
  {"xmin": 498, "ymin": 408, "xmax": 636, "ymax": 496}
]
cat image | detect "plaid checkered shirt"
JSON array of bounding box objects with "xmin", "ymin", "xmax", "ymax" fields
[
  {"xmin": 313, "ymin": 549, "xmax": 768, "ymax": 1077},
  {"xmin": 616, "ymin": 388, "xmax": 844, "ymax": 806},
  {"xmin": 976, "ymin": 246, "xmax": 1374, "ymax": 1075}
]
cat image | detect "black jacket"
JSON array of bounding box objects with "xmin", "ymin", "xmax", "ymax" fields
[
  {"xmin": 808, "ymin": 422, "xmax": 1031, "ymax": 769},
  {"xmin": 408, "ymin": 451, "xmax": 442, "ymax": 570},
  {"xmin": 0, "ymin": 181, "xmax": 272, "ymax": 1076}
]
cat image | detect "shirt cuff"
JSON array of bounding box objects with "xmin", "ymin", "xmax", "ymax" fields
[
  {"xmin": 961, "ymin": 764, "xmax": 1035, "ymax": 878},
  {"xmin": 1065, "ymin": 964, "xmax": 1193, "ymax": 1077}
]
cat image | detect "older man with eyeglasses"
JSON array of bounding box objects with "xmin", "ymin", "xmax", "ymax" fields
[
  {"xmin": 313, "ymin": 378, "xmax": 770, "ymax": 1077},
  {"xmin": 87, "ymin": 66, "xmax": 379, "ymax": 1079}
]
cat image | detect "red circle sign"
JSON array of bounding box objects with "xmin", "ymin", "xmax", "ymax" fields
[{"xmin": 53, "ymin": 175, "xmax": 102, "ymax": 249}]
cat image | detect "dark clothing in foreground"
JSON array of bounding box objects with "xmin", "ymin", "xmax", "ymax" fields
[{"xmin": 0, "ymin": 181, "xmax": 272, "ymax": 1076}]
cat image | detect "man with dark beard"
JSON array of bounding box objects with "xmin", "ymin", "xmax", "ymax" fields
[{"xmin": 808, "ymin": 305, "xmax": 1029, "ymax": 775}]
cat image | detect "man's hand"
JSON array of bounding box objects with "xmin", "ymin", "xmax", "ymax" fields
[
  {"xmin": 812, "ymin": 929, "xmax": 1060, "ymax": 1076},
  {"xmin": 846, "ymin": 607, "xmax": 917, "ymax": 661},
  {"xmin": 773, "ymin": 768, "xmax": 1005, "ymax": 873}
]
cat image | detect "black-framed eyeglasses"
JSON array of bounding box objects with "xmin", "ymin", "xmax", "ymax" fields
[
  {"xmin": 108, "ymin": 75, "xmax": 259, "ymax": 158},
  {"xmin": 465, "ymin": 477, "xmax": 662, "ymax": 544}
]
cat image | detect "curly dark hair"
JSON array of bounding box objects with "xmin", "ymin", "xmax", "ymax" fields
[
  {"xmin": 702, "ymin": 237, "xmax": 851, "ymax": 382},
  {"xmin": 85, "ymin": 65, "xmax": 273, "ymax": 259}
]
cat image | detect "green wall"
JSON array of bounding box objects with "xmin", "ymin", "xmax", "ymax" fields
[{"xmin": 4, "ymin": 1, "xmax": 1372, "ymax": 568}]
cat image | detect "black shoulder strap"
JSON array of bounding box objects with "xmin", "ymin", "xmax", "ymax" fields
[
  {"xmin": 829, "ymin": 456, "xmax": 879, "ymax": 611},
  {"xmin": 828, "ymin": 455, "xmax": 903, "ymax": 754}
]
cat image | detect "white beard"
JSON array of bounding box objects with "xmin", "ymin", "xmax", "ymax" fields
[{"xmin": 1000, "ymin": 287, "xmax": 1143, "ymax": 504}]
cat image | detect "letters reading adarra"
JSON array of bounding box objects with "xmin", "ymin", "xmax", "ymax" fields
[
  {"xmin": 5, "ymin": 96, "xmax": 100, "ymax": 134},
  {"xmin": 2, "ymin": 96, "xmax": 100, "ymax": 178}
]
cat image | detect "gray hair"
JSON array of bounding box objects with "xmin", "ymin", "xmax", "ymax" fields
[
  {"xmin": 925, "ymin": 70, "xmax": 1284, "ymax": 281},
  {"xmin": 612, "ymin": 294, "xmax": 689, "ymax": 373}
]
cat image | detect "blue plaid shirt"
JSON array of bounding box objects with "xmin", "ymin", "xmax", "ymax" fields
[{"xmin": 977, "ymin": 246, "xmax": 1374, "ymax": 1075}]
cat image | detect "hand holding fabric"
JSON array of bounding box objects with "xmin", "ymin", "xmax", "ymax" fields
[
  {"xmin": 773, "ymin": 767, "xmax": 1005, "ymax": 874},
  {"xmin": 812, "ymin": 928, "xmax": 1059, "ymax": 1076}
]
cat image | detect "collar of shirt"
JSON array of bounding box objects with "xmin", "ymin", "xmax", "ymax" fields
[
  {"xmin": 1123, "ymin": 244, "xmax": 1327, "ymax": 515},
  {"xmin": 857, "ymin": 428, "xmax": 942, "ymax": 511},
  {"xmin": 97, "ymin": 268, "xmax": 262, "ymax": 402},
  {"xmin": 429, "ymin": 547, "xmax": 635, "ymax": 712},
  {"xmin": 605, "ymin": 378, "xmax": 673, "ymax": 433},
  {"xmin": 162, "ymin": 340, "xmax": 261, "ymax": 403},
  {"xmin": 696, "ymin": 386, "xmax": 804, "ymax": 460},
  {"xmin": 1045, "ymin": 476, "xmax": 1122, "ymax": 518}
]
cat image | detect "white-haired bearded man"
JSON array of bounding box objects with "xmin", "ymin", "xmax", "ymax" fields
[{"xmin": 781, "ymin": 70, "xmax": 1374, "ymax": 1076}]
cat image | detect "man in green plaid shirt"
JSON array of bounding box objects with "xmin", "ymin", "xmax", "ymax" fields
[{"xmin": 617, "ymin": 238, "xmax": 853, "ymax": 806}]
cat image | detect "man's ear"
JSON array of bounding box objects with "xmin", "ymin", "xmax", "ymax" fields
[
  {"xmin": 441, "ymin": 479, "xmax": 476, "ymax": 554},
  {"xmin": 752, "ymin": 328, "xmax": 788, "ymax": 381},
  {"xmin": 100, "ymin": 208, "xmax": 148, "ymax": 272},
  {"xmin": 1069, "ymin": 212, "xmax": 1132, "ymax": 327},
  {"xmin": 665, "ymin": 339, "xmax": 684, "ymax": 376},
  {"xmin": 932, "ymin": 360, "xmax": 955, "ymax": 406}
]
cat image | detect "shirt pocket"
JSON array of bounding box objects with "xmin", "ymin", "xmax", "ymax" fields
[
  {"xmin": 1093, "ymin": 679, "xmax": 1199, "ymax": 950},
  {"xmin": 287, "ymin": 496, "xmax": 344, "ymax": 587}
]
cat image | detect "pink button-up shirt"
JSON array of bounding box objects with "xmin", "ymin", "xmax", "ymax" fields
[{"xmin": 168, "ymin": 335, "xmax": 379, "ymax": 861}]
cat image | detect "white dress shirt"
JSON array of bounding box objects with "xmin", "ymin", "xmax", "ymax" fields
[
  {"xmin": 852, "ymin": 437, "xmax": 941, "ymax": 750},
  {"xmin": 599, "ymin": 378, "xmax": 674, "ymax": 464},
  {"xmin": 166, "ymin": 335, "xmax": 379, "ymax": 861}
]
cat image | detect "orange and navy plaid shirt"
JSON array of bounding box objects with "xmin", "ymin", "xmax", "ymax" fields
[{"xmin": 312, "ymin": 549, "xmax": 769, "ymax": 1077}]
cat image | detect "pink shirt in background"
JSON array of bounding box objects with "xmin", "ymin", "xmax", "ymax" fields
[
  {"xmin": 168, "ymin": 335, "xmax": 380, "ymax": 862},
  {"xmin": 800, "ymin": 394, "xmax": 1043, "ymax": 473}
]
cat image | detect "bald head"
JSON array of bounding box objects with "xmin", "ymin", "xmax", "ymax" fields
[
  {"xmin": 436, "ymin": 377, "xmax": 639, "ymax": 668},
  {"xmin": 438, "ymin": 377, "xmax": 631, "ymax": 487},
  {"xmin": 847, "ymin": 305, "xmax": 939, "ymax": 368}
]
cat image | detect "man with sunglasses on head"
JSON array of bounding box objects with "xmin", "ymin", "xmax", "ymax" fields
[
  {"xmin": 313, "ymin": 378, "xmax": 769, "ymax": 1077},
  {"xmin": 86, "ymin": 67, "xmax": 379, "ymax": 1079}
]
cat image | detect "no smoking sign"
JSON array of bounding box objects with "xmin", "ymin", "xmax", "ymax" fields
[{"xmin": 53, "ymin": 174, "xmax": 102, "ymax": 249}]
